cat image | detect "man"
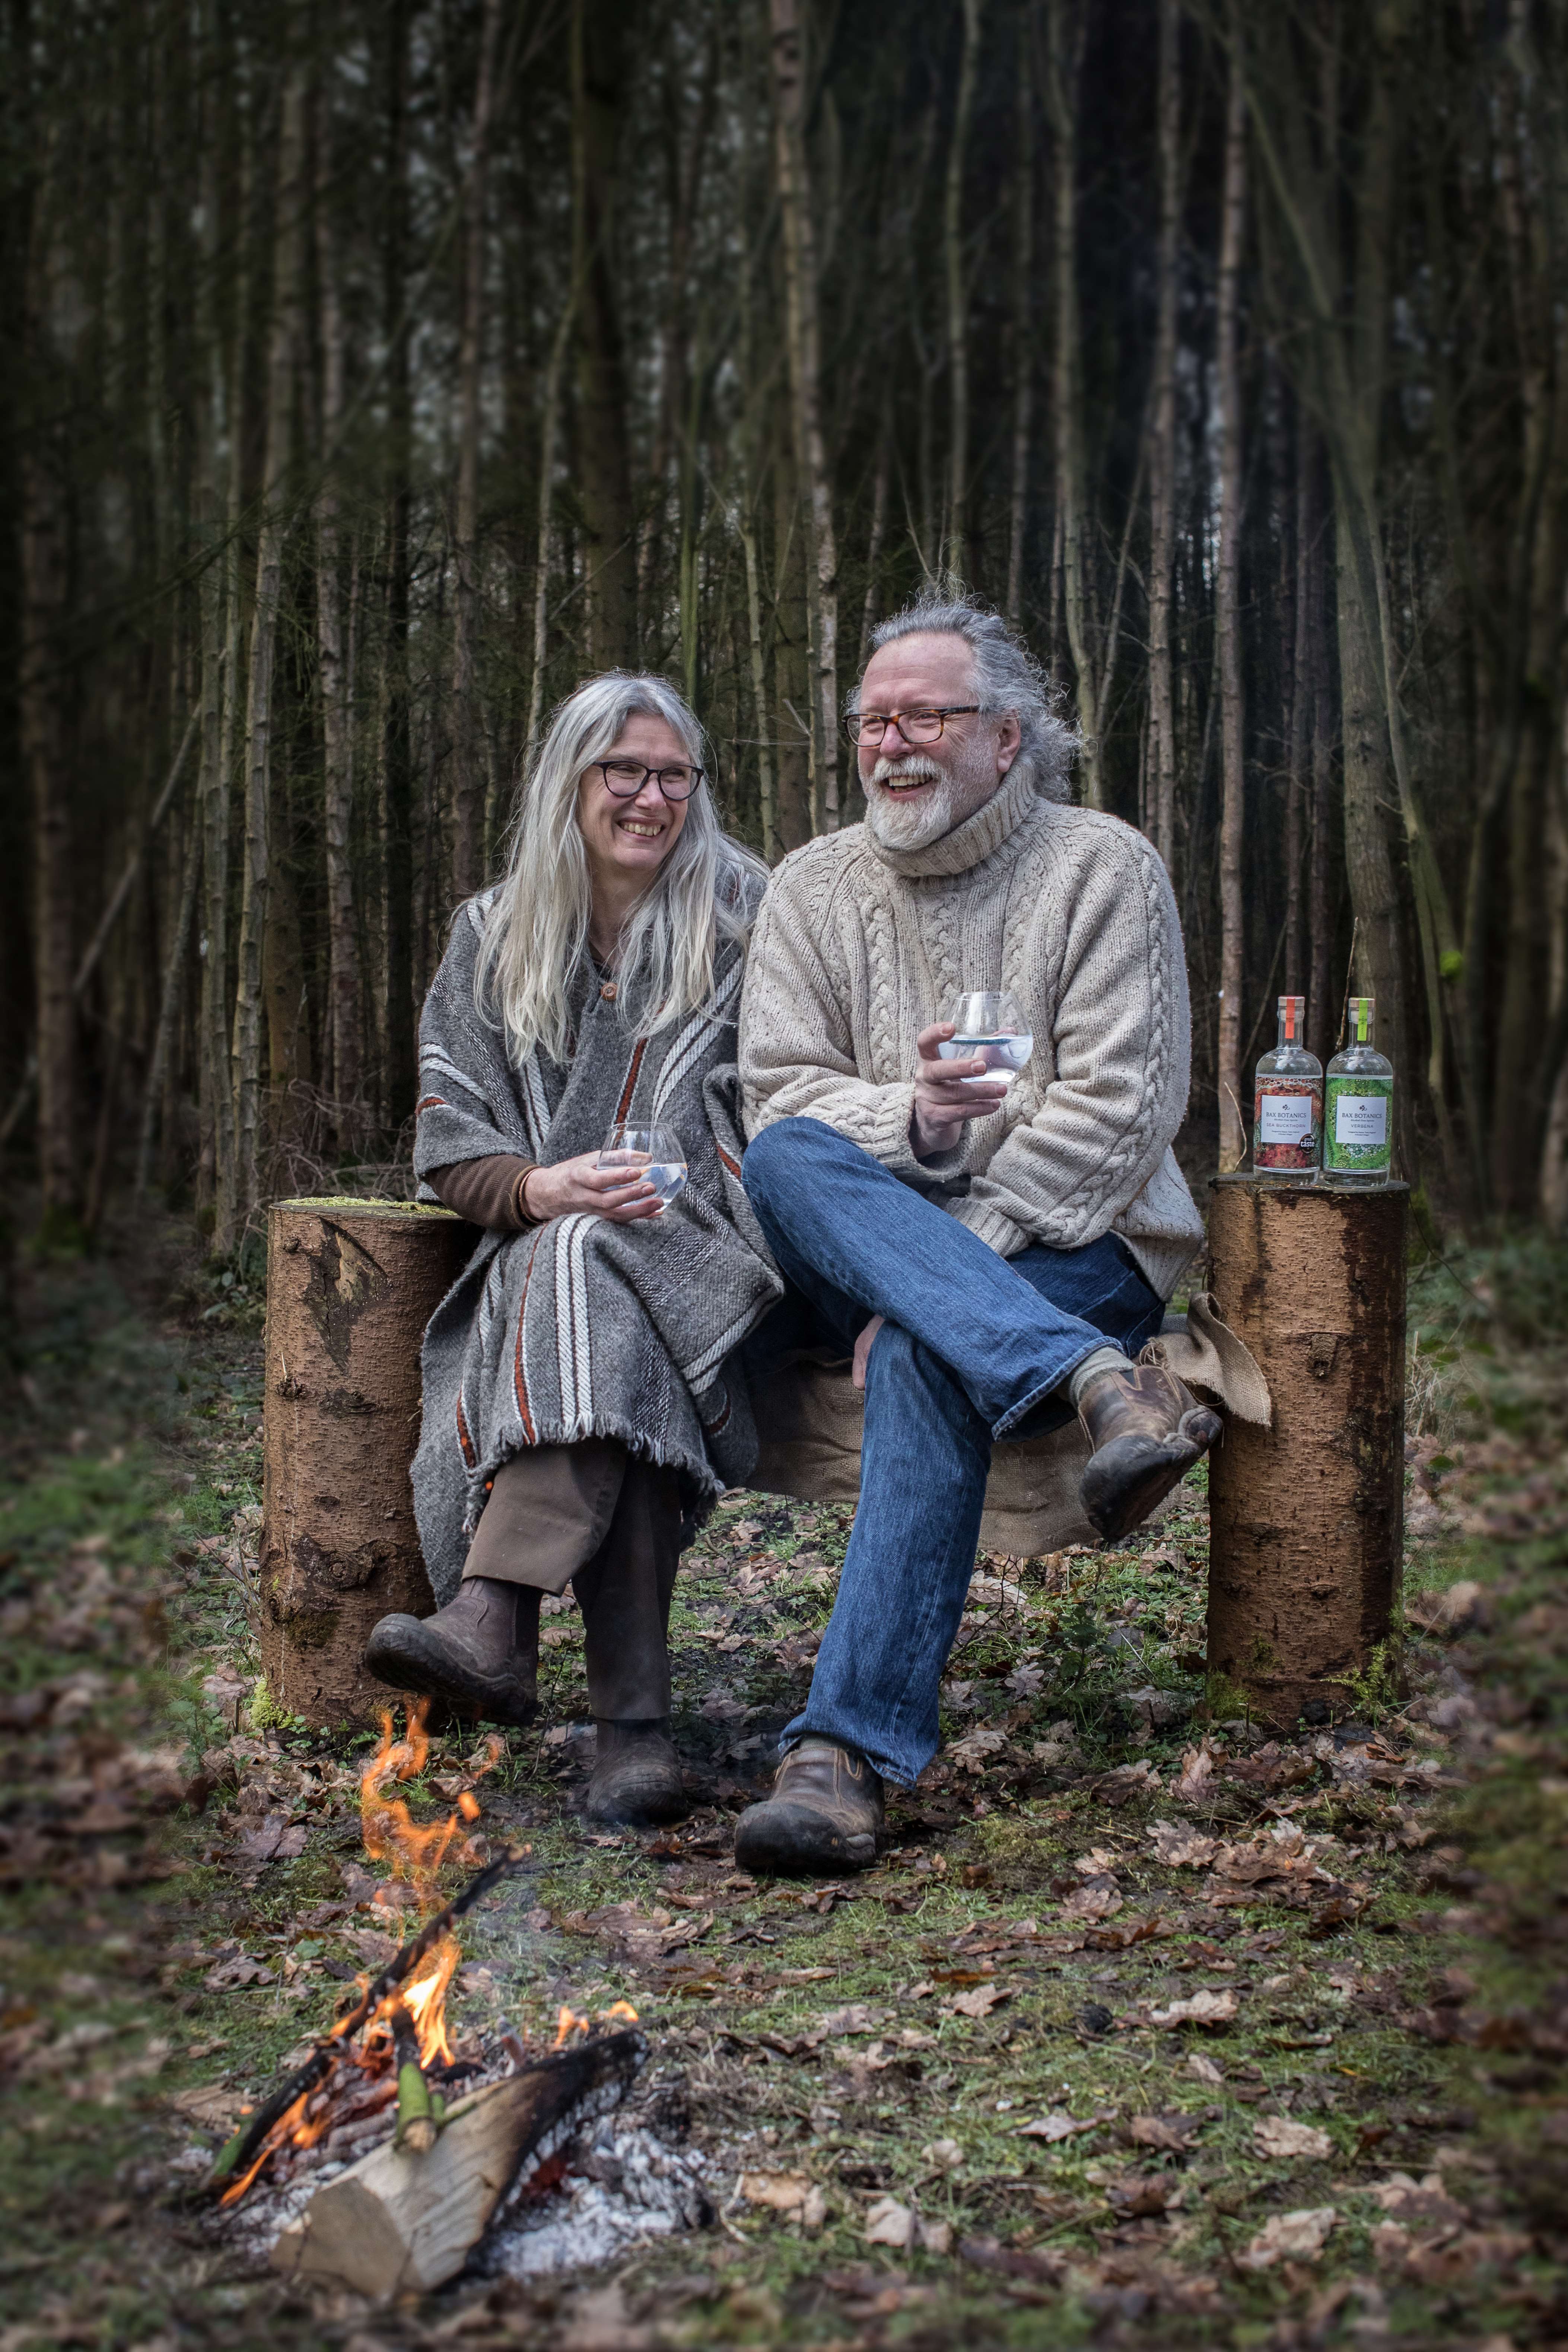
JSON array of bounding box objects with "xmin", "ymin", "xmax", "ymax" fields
[{"xmin": 733, "ymin": 593, "xmax": 1213, "ymax": 1875}]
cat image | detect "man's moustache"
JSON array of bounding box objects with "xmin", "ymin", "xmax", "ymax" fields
[{"xmin": 869, "ymin": 756, "xmax": 943, "ymax": 787}]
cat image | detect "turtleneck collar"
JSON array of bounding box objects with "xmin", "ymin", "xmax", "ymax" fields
[{"xmin": 863, "ymin": 755, "xmax": 1044, "ymax": 881}]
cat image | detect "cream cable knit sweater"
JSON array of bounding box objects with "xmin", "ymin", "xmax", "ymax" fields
[{"xmin": 738, "ymin": 757, "xmax": 1205, "ymax": 1301}]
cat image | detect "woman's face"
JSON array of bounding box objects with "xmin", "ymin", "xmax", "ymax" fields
[{"xmin": 576, "ymin": 713, "xmax": 693, "ymax": 891}]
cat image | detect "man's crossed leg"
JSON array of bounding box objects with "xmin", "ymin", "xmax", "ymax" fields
[{"xmin": 735, "ymin": 1117, "xmax": 1217, "ymax": 1874}]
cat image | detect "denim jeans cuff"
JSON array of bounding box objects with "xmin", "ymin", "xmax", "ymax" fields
[{"xmin": 990, "ymin": 1332, "xmax": 1108, "ymax": 1439}]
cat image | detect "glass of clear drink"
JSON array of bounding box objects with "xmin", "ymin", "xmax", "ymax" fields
[
  {"xmin": 598, "ymin": 1123, "xmax": 688, "ymax": 1213},
  {"xmin": 937, "ymin": 991, "xmax": 1034, "ymax": 1088}
]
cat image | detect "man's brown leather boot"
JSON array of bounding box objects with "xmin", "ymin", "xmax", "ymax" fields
[
  {"xmin": 1077, "ymin": 1361, "xmax": 1222, "ymax": 1543},
  {"xmin": 586, "ymin": 1720, "xmax": 687, "ymax": 1827},
  {"xmin": 733, "ymin": 1736, "xmax": 884, "ymax": 1875},
  {"xmin": 363, "ymin": 1577, "xmax": 540, "ymax": 1730}
]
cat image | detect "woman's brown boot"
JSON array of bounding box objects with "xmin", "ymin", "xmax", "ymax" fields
[
  {"xmin": 364, "ymin": 1578, "xmax": 540, "ymax": 1729},
  {"xmin": 586, "ymin": 1720, "xmax": 687, "ymax": 1826}
]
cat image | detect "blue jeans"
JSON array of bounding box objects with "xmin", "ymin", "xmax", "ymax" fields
[{"xmin": 741, "ymin": 1118, "xmax": 1164, "ymax": 1788}]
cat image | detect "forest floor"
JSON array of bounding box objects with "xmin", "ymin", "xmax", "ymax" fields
[{"xmin": 2, "ymin": 1208, "xmax": 1567, "ymax": 2352}]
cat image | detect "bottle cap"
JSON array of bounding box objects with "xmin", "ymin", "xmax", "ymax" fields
[
  {"xmin": 1348, "ymin": 996, "xmax": 1374, "ymax": 1045},
  {"xmin": 1278, "ymin": 995, "xmax": 1305, "ymax": 1042}
]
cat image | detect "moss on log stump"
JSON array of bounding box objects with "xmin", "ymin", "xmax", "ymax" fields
[
  {"xmin": 1206, "ymin": 1175, "xmax": 1408, "ymax": 1729},
  {"xmin": 260, "ymin": 1199, "xmax": 472, "ymax": 1730}
]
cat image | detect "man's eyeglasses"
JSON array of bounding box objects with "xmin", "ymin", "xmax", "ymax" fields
[
  {"xmin": 592, "ymin": 759, "xmax": 704, "ymax": 802},
  {"xmin": 843, "ymin": 705, "xmax": 981, "ymax": 747}
]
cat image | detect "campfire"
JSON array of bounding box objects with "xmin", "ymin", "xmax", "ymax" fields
[{"xmin": 198, "ymin": 1704, "xmax": 649, "ymax": 2294}]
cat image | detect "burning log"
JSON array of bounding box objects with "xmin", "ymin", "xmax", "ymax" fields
[
  {"xmin": 270, "ymin": 2027, "xmax": 648, "ymax": 2297},
  {"xmin": 202, "ymin": 1840, "xmax": 524, "ymax": 2203}
]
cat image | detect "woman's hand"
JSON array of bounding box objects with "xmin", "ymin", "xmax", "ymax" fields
[
  {"xmin": 521, "ymin": 1154, "xmax": 664, "ymax": 1223},
  {"xmin": 909, "ymin": 1021, "xmax": 1009, "ymax": 1158}
]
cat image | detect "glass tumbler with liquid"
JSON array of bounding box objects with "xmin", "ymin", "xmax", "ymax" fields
[
  {"xmin": 598, "ymin": 1123, "xmax": 688, "ymax": 1212},
  {"xmin": 937, "ymin": 991, "xmax": 1034, "ymax": 1088}
]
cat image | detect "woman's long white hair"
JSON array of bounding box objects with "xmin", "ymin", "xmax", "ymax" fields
[{"xmin": 474, "ymin": 672, "xmax": 767, "ymax": 1068}]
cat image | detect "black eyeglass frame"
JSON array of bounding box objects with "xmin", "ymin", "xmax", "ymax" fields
[
  {"xmin": 591, "ymin": 759, "xmax": 706, "ymax": 803},
  {"xmin": 842, "ymin": 704, "xmax": 982, "ymax": 747}
]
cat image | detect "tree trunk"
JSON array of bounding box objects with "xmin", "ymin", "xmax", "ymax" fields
[
  {"xmin": 1285, "ymin": 401, "xmax": 1312, "ymax": 999},
  {"xmin": 769, "ymin": 0, "xmax": 839, "ymax": 834},
  {"xmin": 1207, "ymin": 1175, "xmax": 1406, "ymax": 1730},
  {"xmin": 1004, "ymin": 13, "xmax": 1034, "ymax": 629},
  {"xmin": 382, "ymin": 0, "xmax": 417, "ymax": 1135},
  {"xmin": 233, "ymin": 67, "xmax": 307, "ymax": 1227},
  {"xmin": 450, "ymin": 0, "xmax": 502, "ymax": 901},
  {"xmin": 259, "ymin": 1198, "xmax": 475, "ymax": 1728},
  {"xmin": 23, "ymin": 433, "xmax": 78, "ymax": 1240},
  {"xmin": 571, "ymin": 0, "xmax": 636, "ymax": 672},
  {"xmin": 1215, "ymin": 56, "xmax": 1247, "ymax": 1172},
  {"xmin": 21, "ymin": 157, "xmax": 79, "ymax": 1242},
  {"xmin": 316, "ymin": 82, "xmax": 360, "ymax": 1135},
  {"xmin": 1146, "ymin": 0, "xmax": 1181, "ymax": 874},
  {"xmin": 945, "ymin": 0, "xmax": 983, "ymax": 573},
  {"xmin": 1041, "ymin": 0, "xmax": 1101, "ymax": 804},
  {"xmin": 137, "ymin": 791, "xmax": 201, "ymax": 1194},
  {"xmin": 741, "ymin": 501, "xmax": 778, "ymax": 862}
]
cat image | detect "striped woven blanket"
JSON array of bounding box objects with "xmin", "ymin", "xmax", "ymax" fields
[{"xmin": 409, "ymin": 887, "xmax": 783, "ymax": 1604}]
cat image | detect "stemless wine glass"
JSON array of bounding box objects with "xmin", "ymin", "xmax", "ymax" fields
[
  {"xmin": 936, "ymin": 990, "xmax": 1034, "ymax": 1087},
  {"xmin": 598, "ymin": 1122, "xmax": 688, "ymax": 1212}
]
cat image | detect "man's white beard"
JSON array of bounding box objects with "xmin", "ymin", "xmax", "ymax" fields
[{"xmin": 864, "ymin": 747, "xmax": 996, "ymax": 850}]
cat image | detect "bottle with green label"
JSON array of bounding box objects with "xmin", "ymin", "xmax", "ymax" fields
[{"xmin": 1324, "ymin": 995, "xmax": 1393, "ymax": 1183}]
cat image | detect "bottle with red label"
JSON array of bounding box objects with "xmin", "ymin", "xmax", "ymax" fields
[{"xmin": 1252, "ymin": 995, "xmax": 1321, "ymax": 1180}]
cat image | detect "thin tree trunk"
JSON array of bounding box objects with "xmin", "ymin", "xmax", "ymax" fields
[
  {"xmin": 1285, "ymin": 402, "xmax": 1312, "ymax": 999},
  {"xmin": 1215, "ymin": 53, "xmax": 1247, "ymax": 1172},
  {"xmin": 382, "ymin": 0, "xmax": 416, "ymax": 1131},
  {"xmin": 232, "ymin": 67, "xmax": 307, "ymax": 1227},
  {"xmin": 22, "ymin": 154, "xmax": 79, "ymax": 1240},
  {"xmin": 1005, "ymin": 9, "xmax": 1035, "ymax": 629},
  {"xmin": 316, "ymin": 80, "xmax": 359, "ymax": 1133},
  {"xmin": 1041, "ymin": 0, "xmax": 1101, "ymax": 805},
  {"xmin": 945, "ymin": 0, "xmax": 983, "ymax": 573},
  {"xmin": 524, "ymin": 292, "xmax": 577, "ymax": 775},
  {"xmin": 859, "ymin": 402, "xmax": 891, "ymax": 670},
  {"xmin": 451, "ymin": 0, "xmax": 502, "ymax": 900},
  {"xmin": 195, "ymin": 18, "xmax": 235, "ymax": 1234},
  {"xmin": 1146, "ymin": 0, "xmax": 1181, "ymax": 873},
  {"xmin": 741, "ymin": 500, "xmax": 777, "ymax": 862},
  {"xmin": 137, "ymin": 791, "xmax": 201, "ymax": 1192},
  {"xmin": 769, "ymin": 0, "xmax": 839, "ymax": 833},
  {"xmin": 572, "ymin": 0, "xmax": 636, "ymax": 671}
]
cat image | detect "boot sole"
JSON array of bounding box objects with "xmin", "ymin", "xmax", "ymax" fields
[
  {"xmin": 1079, "ymin": 1414, "xmax": 1222, "ymax": 1545},
  {"xmin": 586, "ymin": 1770, "xmax": 689, "ymax": 1829},
  {"xmin": 362, "ymin": 1614, "xmax": 538, "ymax": 1731},
  {"xmin": 733, "ymin": 1802, "xmax": 880, "ymax": 1877}
]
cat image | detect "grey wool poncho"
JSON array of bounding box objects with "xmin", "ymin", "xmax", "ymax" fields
[{"xmin": 410, "ymin": 886, "xmax": 784, "ymax": 1605}]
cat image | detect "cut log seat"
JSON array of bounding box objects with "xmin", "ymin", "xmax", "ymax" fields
[
  {"xmin": 261, "ymin": 1198, "xmax": 1270, "ymax": 1726},
  {"xmin": 750, "ymin": 1294, "xmax": 1270, "ymax": 1557}
]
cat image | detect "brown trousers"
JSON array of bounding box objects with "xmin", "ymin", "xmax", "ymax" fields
[{"xmin": 462, "ymin": 1439, "xmax": 683, "ymax": 1722}]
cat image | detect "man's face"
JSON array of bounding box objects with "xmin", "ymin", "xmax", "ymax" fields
[{"xmin": 856, "ymin": 633, "xmax": 1021, "ymax": 851}]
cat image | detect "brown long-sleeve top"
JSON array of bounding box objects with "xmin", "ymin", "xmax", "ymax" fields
[{"xmin": 427, "ymin": 1154, "xmax": 538, "ymax": 1230}]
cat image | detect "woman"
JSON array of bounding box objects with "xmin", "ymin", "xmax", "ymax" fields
[{"xmin": 365, "ymin": 674, "xmax": 780, "ymax": 1827}]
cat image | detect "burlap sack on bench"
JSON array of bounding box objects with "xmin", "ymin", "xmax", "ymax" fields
[{"xmin": 748, "ymin": 1293, "xmax": 1270, "ymax": 1558}]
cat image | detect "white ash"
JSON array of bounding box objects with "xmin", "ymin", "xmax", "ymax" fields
[{"xmin": 471, "ymin": 2118, "xmax": 713, "ymax": 2281}]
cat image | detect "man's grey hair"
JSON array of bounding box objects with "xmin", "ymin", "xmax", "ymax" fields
[{"xmin": 853, "ymin": 591, "xmax": 1079, "ymax": 804}]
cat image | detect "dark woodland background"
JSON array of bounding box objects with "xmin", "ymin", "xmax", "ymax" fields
[{"xmin": 3, "ymin": 0, "xmax": 1566, "ymax": 1259}]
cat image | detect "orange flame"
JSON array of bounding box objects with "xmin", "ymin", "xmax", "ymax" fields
[
  {"xmin": 553, "ymin": 2005, "xmax": 589, "ymax": 2049},
  {"xmin": 218, "ymin": 1708, "xmax": 508, "ymax": 2207},
  {"xmin": 360, "ymin": 1702, "xmax": 483, "ymax": 1904}
]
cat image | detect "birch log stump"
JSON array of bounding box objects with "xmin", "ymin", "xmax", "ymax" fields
[
  {"xmin": 1206, "ymin": 1175, "xmax": 1408, "ymax": 1729},
  {"xmin": 260, "ymin": 1198, "xmax": 472, "ymax": 1729}
]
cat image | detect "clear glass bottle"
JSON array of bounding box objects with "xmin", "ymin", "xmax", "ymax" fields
[
  {"xmin": 1324, "ymin": 996, "xmax": 1394, "ymax": 1183},
  {"xmin": 1253, "ymin": 995, "xmax": 1321, "ymax": 1180}
]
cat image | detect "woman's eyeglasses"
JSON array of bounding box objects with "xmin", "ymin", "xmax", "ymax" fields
[{"xmin": 593, "ymin": 760, "xmax": 704, "ymax": 802}]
